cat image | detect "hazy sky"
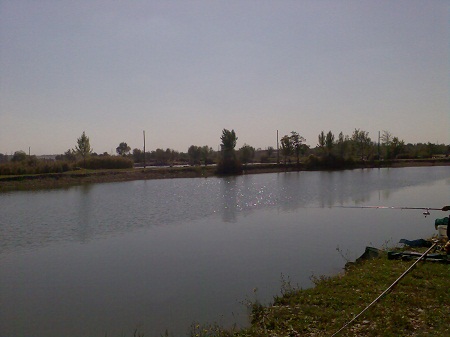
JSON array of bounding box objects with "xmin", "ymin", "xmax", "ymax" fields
[{"xmin": 1, "ymin": 1, "xmax": 448, "ymax": 155}]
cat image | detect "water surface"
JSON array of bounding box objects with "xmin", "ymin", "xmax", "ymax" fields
[{"xmin": 1, "ymin": 166, "xmax": 449, "ymax": 336}]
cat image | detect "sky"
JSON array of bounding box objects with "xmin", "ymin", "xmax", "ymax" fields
[{"xmin": 0, "ymin": 0, "xmax": 448, "ymax": 155}]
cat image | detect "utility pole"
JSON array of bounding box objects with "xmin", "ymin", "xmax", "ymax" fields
[
  {"xmin": 143, "ymin": 130, "xmax": 146, "ymax": 169},
  {"xmin": 277, "ymin": 130, "xmax": 279, "ymax": 165},
  {"xmin": 378, "ymin": 131, "xmax": 380, "ymax": 160}
]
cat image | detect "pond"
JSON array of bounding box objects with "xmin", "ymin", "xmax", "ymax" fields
[{"xmin": 0, "ymin": 166, "xmax": 449, "ymax": 336}]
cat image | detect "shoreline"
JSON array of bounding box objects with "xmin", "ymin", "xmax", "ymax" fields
[
  {"xmin": 1, "ymin": 159, "xmax": 449, "ymax": 192},
  {"xmin": 222, "ymin": 240, "xmax": 450, "ymax": 337}
]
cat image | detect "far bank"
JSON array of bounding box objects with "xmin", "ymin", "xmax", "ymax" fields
[{"xmin": 1, "ymin": 158, "xmax": 449, "ymax": 192}]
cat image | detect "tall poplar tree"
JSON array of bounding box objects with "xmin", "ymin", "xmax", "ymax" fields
[
  {"xmin": 75, "ymin": 131, "xmax": 93, "ymax": 168},
  {"xmin": 217, "ymin": 129, "xmax": 242, "ymax": 174},
  {"xmin": 325, "ymin": 131, "xmax": 335, "ymax": 156}
]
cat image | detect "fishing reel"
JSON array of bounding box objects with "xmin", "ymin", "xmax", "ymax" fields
[{"xmin": 423, "ymin": 209, "xmax": 430, "ymax": 217}]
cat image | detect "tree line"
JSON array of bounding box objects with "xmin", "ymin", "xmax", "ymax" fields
[{"xmin": 0, "ymin": 129, "xmax": 449, "ymax": 175}]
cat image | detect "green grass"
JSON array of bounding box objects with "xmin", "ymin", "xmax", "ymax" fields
[{"xmin": 191, "ymin": 247, "xmax": 449, "ymax": 337}]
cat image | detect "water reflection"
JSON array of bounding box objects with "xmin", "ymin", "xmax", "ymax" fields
[
  {"xmin": 76, "ymin": 184, "xmax": 94, "ymax": 243},
  {"xmin": 222, "ymin": 177, "xmax": 238, "ymax": 223},
  {"xmin": 0, "ymin": 167, "xmax": 449, "ymax": 255}
]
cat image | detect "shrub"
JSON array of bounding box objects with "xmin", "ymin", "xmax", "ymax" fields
[
  {"xmin": 305, "ymin": 154, "xmax": 320, "ymax": 169},
  {"xmin": 304, "ymin": 154, "xmax": 354, "ymax": 170},
  {"xmin": 216, "ymin": 157, "xmax": 242, "ymax": 175},
  {"xmin": 0, "ymin": 160, "xmax": 74, "ymax": 175},
  {"xmin": 82, "ymin": 156, "xmax": 133, "ymax": 170}
]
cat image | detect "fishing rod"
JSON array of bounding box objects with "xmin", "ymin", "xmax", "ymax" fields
[
  {"xmin": 334, "ymin": 205, "xmax": 450, "ymax": 217},
  {"xmin": 331, "ymin": 240, "xmax": 439, "ymax": 337}
]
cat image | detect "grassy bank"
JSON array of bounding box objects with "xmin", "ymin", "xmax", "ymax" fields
[
  {"xmin": 194, "ymin": 242, "xmax": 449, "ymax": 337},
  {"xmin": 1, "ymin": 158, "xmax": 449, "ymax": 193},
  {"xmin": 0, "ymin": 166, "xmax": 217, "ymax": 192}
]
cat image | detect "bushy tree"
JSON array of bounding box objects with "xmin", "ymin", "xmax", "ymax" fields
[
  {"xmin": 116, "ymin": 142, "xmax": 131, "ymax": 156},
  {"xmin": 154, "ymin": 148, "xmax": 167, "ymax": 165},
  {"xmin": 188, "ymin": 145, "xmax": 202, "ymax": 165},
  {"xmin": 380, "ymin": 131, "xmax": 406, "ymax": 159},
  {"xmin": 352, "ymin": 129, "xmax": 371, "ymax": 160},
  {"xmin": 11, "ymin": 151, "xmax": 27, "ymax": 162},
  {"xmin": 201, "ymin": 146, "xmax": 214, "ymax": 166},
  {"xmin": 280, "ymin": 135, "xmax": 293, "ymax": 165},
  {"xmin": 68, "ymin": 149, "xmax": 78, "ymax": 161},
  {"xmin": 381, "ymin": 130, "xmax": 393, "ymax": 145},
  {"xmin": 290, "ymin": 131, "xmax": 306, "ymax": 165},
  {"xmin": 239, "ymin": 144, "xmax": 255, "ymax": 166},
  {"xmin": 391, "ymin": 137, "xmax": 405, "ymax": 158},
  {"xmin": 166, "ymin": 148, "xmax": 179, "ymax": 165},
  {"xmin": 132, "ymin": 148, "xmax": 143, "ymax": 163},
  {"xmin": 279, "ymin": 131, "xmax": 306, "ymax": 166}
]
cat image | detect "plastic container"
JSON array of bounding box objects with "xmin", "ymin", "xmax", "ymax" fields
[{"xmin": 437, "ymin": 225, "xmax": 448, "ymax": 239}]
